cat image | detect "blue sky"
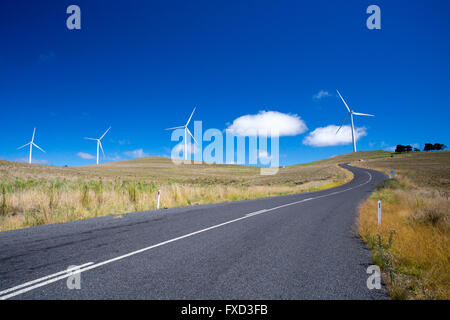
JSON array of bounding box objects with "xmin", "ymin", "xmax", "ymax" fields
[{"xmin": 0, "ymin": 0, "xmax": 449, "ymax": 166}]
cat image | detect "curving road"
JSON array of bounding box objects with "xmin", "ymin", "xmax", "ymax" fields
[{"xmin": 0, "ymin": 164, "xmax": 388, "ymax": 300}]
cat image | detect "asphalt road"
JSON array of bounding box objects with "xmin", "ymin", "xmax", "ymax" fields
[{"xmin": 0, "ymin": 164, "xmax": 388, "ymax": 300}]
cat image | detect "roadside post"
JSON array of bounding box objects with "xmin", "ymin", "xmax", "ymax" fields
[
  {"xmin": 378, "ymin": 200, "xmax": 381, "ymax": 225},
  {"xmin": 157, "ymin": 190, "xmax": 161, "ymax": 209}
]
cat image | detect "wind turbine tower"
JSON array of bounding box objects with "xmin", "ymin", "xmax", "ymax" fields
[
  {"xmin": 85, "ymin": 127, "xmax": 111, "ymax": 165},
  {"xmin": 336, "ymin": 90, "xmax": 374, "ymax": 152},
  {"xmin": 165, "ymin": 107, "xmax": 198, "ymax": 160},
  {"xmin": 17, "ymin": 128, "xmax": 46, "ymax": 164}
]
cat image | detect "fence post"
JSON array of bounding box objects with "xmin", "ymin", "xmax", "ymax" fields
[
  {"xmin": 378, "ymin": 200, "xmax": 381, "ymax": 225},
  {"xmin": 157, "ymin": 190, "xmax": 160, "ymax": 209}
]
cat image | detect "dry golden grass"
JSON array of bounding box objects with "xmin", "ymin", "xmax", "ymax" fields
[
  {"xmin": 0, "ymin": 156, "xmax": 352, "ymax": 186},
  {"xmin": 0, "ymin": 179, "xmax": 347, "ymax": 231},
  {"xmin": 356, "ymin": 151, "xmax": 450, "ymax": 300},
  {"xmin": 0, "ymin": 155, "xmax": 360, "ymax": 231}
]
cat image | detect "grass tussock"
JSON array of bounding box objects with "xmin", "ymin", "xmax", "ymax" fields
[{"xmin": 357, "ymin": 151, "xmax": 450, "ymax": 300}]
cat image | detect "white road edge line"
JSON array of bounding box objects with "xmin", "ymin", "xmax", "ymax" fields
[
  {"xmin": 0, "ymin": 262, "xmax": 94, "ymax": 297},
  {"xmin": 0, "ymin": 170, "xmax": 372, "ymax": 300}
]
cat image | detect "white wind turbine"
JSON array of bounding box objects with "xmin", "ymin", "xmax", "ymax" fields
[
  {"xmin": 165, "ymin": 107, "xmax": 198, "ymax": 160},
  {"xmin": 84, "ymin": 127, "xmax": 111, "ymax": 165},
  {"xmin": 17, "ymin": 128, "xmax": 46, "ymax": 164},
  {"xmin": 336, "ymin": 90, "xmax": 374, "ymax": 153}
]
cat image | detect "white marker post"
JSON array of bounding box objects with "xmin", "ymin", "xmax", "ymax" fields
[
  {"xmin": 377, "ymin": 200, "xmax": 381, "ymax": 225},
  {"xmin": 157, "ymin": 190, "xmax": 161, "ymax": 209}
]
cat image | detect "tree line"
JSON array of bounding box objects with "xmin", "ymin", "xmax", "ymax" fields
[{"xmin": 395, "ymin": 143, "xmax": 447, "ymax": 153}]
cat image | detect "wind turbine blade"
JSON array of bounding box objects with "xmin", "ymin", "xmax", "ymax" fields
[
  {"xmin": 84, "ymin": 137, "xmax": 97, "ymax": 141},
  {"xmin": 336, "ymin": 112, "xmax": 350, "ymax": 134},
  {"xmin": 31, "ymin": 128, "xmax": 36, "ymax": 143},
  {"xmin": 185, "ymin": 107, "xmax": 196, "ymax": 126},
  {"xmin": 352, "ymin": 112, "xmax": 374, "ymax": 117},
  {"xmin": 165, "ymin": 126, "xmax": 185, "ymax": 130},
  {"xmin": 186, "ymin": 127, "xmax": 198, "ymax": 145},
  {"xmin": 336, "ymin": 90, "xmax": 351, "ymax": 113},
  {"xmin": 32, "ymin": 143, "xmax": 46, "ymax": 153},
  {"xmin": 99, "ymin": 140, "xmax": 105, "ymax": 157},
  {"xmin": 99, "ymin": 126, "xmax": 111, "ymax": 140},
  {"xmin": 17, "ymin": 142, "xmax": 31, "ymax": 150}
]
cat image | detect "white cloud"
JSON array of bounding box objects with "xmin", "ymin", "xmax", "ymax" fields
[
  {"xmin": 226, "ymin": 111, "xmax": 307, "ymax": 137},
  {"xmin": 313, "ymin": 90, "xmax": 331, "ymax": 100},
  {"xmin": 118, "ymin": 139, "xmax": 131, "ymax": 145},
  {"xmin": 303, "ymin": 125, "xmax": 367, "ymax": 147},
  {"xmin": 123, "ymin": 149, "xmax": 149, "ymax": 159},
  {"xmin": 77, "ymin": 152, "xmax": 96, "ymax": 160},
  {"xmin": 258, "ymin": 150, "xmax": 272, "ymax": 162},
  {"xmin": 105, "ymin": 153, "xmax": 123, "ymax": 161}
]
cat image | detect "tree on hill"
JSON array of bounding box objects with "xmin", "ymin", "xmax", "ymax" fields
[
  {"xmin": 424, "ymin": 143, "xmax": 447, "ymax": 151},
  {"xmin": 433, "ymin": 143, "xmax": 447, "ymax": 151},
  {"xmin": 396, "ymin": 143, "xmax": 446, "ymax": 152},
  {"xmin": 395, "ymin": 145, "xmax": 405, "ymax": 153}
]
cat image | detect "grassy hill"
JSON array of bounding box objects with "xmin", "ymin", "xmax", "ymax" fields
[
  {"xmin": 355, "ymin": 151, "xmax": 450, "ymax": 299},
  {"xmin": 0, "ymin": 150, "xmax": 392, "ymax": 185},
  {"xmin": 293, "ymin": 150, "xmax": 393, "ymax": 167},
  {"xmin": 0, "ymin": 151, "xmax": 390, "ymax": 185},
  {"xmin": 355, "ymin": 150, "xmax": 450, "ymax": 190},
  {"xmin": 0, "ymin": 151, "xmax": 393, "ymax": 231}
]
